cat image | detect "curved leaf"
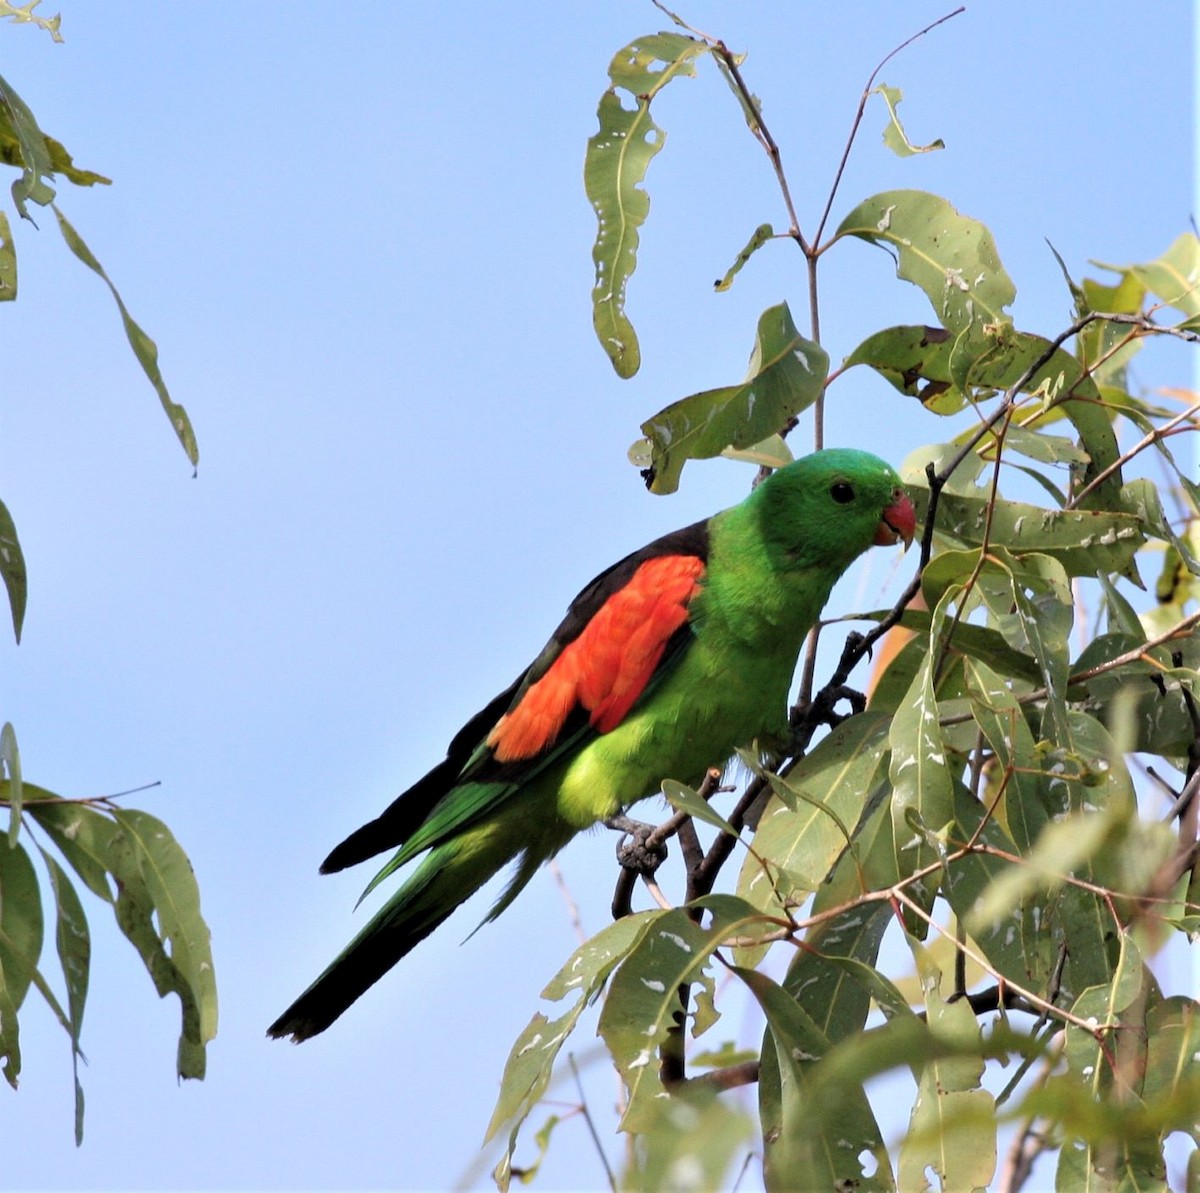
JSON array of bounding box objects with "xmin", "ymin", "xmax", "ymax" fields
[
  {"xmin": 714, "ymin": 221, "xmax": 774, "ymax": 291},
  {"xmin": 598, "ymin": 895, "xmax": 766, "ymax": 1131},
  {"xmin": 736, "ymin": 712, "xmax": 891, "ymax": 929},
  {"xmin": 52, "ymin": 205, "xmax": 198, "ymax": 468},
  {"xmin": 835, "ymin": 189, "xmax": 1015, "ymax": 343},
  {"xmin": 874, "ymin": 84, "xmax": 944, "ymax": 157},
  {"xmin": 637, "ymin": 301, "xmax": 828, "ymax": 493},
  {"xmin": 0, "ymin": 209, "xmax": 14, "ymax": 300},
  {"xmin": 0, "ymin": 494, "xmax": 27, "ymax": 643},
  {"xmin": 741, "ymin": 965, "xmax": 894, "ymax": 1192},
  {"xmin": 585, "ymin": 33, "xmax": 708, "ymax": 378}
]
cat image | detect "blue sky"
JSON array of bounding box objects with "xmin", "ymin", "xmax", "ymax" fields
[{"xmin": 1, "ymin": 3, "xmax": 1194, "ymax": 1189}]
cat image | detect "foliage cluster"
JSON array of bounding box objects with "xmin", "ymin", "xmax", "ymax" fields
[
  {"xmin": 486, "ymin": 10, "xmax": 1200, "ymax": 1191},
  {"xmin": 0, "ymin": 5, "xmax": 211, "ymax": 1146}
]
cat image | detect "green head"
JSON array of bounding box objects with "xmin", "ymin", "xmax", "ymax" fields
[{"xmin": 748, "ymin": 448, "xmax": 915, "ymax": 574}]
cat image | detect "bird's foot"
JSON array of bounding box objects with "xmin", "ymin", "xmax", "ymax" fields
[{"xmin": 604, "ymin": 814, "xmax": 669, "ymax": 876}]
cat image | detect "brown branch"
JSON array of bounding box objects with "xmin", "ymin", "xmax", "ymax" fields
[
  {"xmin": 568, "ymin": 1054, "xmax": 617, "ymax": 1193},
  {"xmin": 1066, "ymin": 397, "xmax": 1200, "ymax": 509}
]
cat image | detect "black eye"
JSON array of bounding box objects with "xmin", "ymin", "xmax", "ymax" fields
[{"xmin": 830, "ymin": 480, "xmax": 855, "ymax": 504}]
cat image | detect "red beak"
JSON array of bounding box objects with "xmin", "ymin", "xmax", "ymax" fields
[{"xmin": 874, "ymin": 489, "xmax": 916, "ymax": 548}]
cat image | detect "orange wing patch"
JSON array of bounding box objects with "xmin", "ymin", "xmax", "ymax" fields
[{"xmin": 486, "ymin": 555, "xmax": 705, "ymax": 763}]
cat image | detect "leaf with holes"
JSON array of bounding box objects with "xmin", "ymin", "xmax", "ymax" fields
[
  {"xmin": 637, "ymin": 302, "xmax": 827, "ymax": 493},
  {"xmin": 874, "ymin": 84, "xmax": 944, "ymax": 157},
  {"xmin": 585, "ymin": 32, "xmax": 708, "ymax": 378},
  {"xmin": 835, "ymin": 190, "xmax": 1015, "ymax": 348}
]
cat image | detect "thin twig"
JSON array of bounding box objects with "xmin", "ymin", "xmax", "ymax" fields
[
  {"xmin": 548, "ymin": 860, "xmax": 588, "ymax": 946},
  {"xmin": 1067, "ymin": 398, "xmax": 1200, "ymax": 509},
  {"xmin": 568, "ymin": 1054, "xmax": 617, "ymax": 1193},
  {"xmin": 811, "ymin": 7, "xmax": 965, "ymax": 249}
]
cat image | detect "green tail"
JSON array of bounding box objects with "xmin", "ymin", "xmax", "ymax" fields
[{"xmin": 267, "ymin": 837, "xmax": 509, "ymax": 1042}]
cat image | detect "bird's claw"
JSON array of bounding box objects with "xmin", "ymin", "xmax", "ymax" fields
[{"xmin": 604, "ymin": 814, "xmax": 669, "ymax": 876}]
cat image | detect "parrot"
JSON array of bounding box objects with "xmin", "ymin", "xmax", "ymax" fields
[{"xmin": 269, "ymin": 448, "xmax": 915, "ymax": 1042}]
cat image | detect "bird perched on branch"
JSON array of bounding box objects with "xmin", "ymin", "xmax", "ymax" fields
[{"xmin": 269, "ymin": 449, "xmax": 914, "ymax": 1042}]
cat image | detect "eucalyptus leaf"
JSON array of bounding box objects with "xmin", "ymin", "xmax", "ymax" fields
[
  {"xmin": 897, "ymin": 938, "xmax": 996, "ymax": 1193},
  {"xmin": 911, "ymin": 484, "xmax": 1144, "ymax": 577},
  {"xmin": 0, "ymin": 209, "xmax": 14, "ymax": 300},
  {"xmin": 0, "ymin": 495, "xmax": 27, "ymax": 642},
  {"xmin": 736, "ymin": 713, "xmax": 891, "ymax": 938},
  {"xmin": 662, "ymin": 777, "xmax": 740, "ymax": 838},
  {"xmin": 110, "ymin": 809, "xmax": 216, "ymax": 1050},
  {"xmin": 40, "ymin": 849, "xmax": 89, "ymax": 1145},
  {"xmin": 585, "ymin": 33, "xmax": 708, "ymax": 377},
  {"xmin": 835, "ymin": 190, "xmax": 1015, "ymax": 343},
  {"xmin": 873, "ymin": 84, "xmax": 944, "ymax": 157},
  {"xmin": 1126, "ymin": 231, "xmax": 1200, "ymax": 319},
  {"xmin": 714, "ymin": 222, "xmax": 774, "ymax": 291},
  {"xmin": 487, "ymin": 911, "xmax": 660, "ymax": 1179},
  {"xmin": 599, "ymin": 895, "xmax": 765, "ymax": 1132},
  {"xmin": 0, "ymin": 835, "xmax": 42, "ymax": 1012},
  {"xmin": 740, "ymin": 965, "xmax": 894, "ymax": 1193},
  {"xmin": 52, "ymin": 205, "xmax": 198, "ymax": 468},
  {"xmin": 639, "ymin": 302, "xmax": 827, "ymax": 493},
  {"xmin": 0, "ymin": 68, "xmax": 55, "ymax": 217},
  {"xmin": 2, "ymin": 722, "xmax": 22, "ymax": 846}
]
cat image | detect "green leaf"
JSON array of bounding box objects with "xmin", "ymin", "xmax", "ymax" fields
[
  {"xmin": 1076, "ymin": 269, "xmax": 1147, "ymax": 389},
  {"xmin": 0, "ymin": 69, "xmax": 55, "ymax": 217},
  {"xmin": 0, "ymin": 834, "xmax": 42, "ymax": 1012},
  {"xmin": 110, "ymin": 809, "xmax": 216, "ymax": 1066},
  {"xmin": 1126, "ymin": 232, "xmax": 1200, "ymax": 319},
  {"xmin": 713, "ymin": 222, "xmax": 774, "ymax": 291},
  {"xmin": 661, "ymin": 777, "xmax": 740, "ymax": 838},
  {"xmin": 1120, "ymin": 476, "xmax": 1200, "ymax": 574},
  {"xmin": 865, "ymin": 603, "xmax": 1042, "ymax": 689},
  {"xmin": 2, "ymin": 722, "xmax": 22, "ymax": 846},
  {"xmin": 619, "ymin": 1083, "xmax": 756, "ymax": 1193},
  {"xmin": 0, "ymin": 494, "xmax": 28, "ymax": 642},
  {"xmin": 791, "ymin": 899, "xmax": 900, "ymax": 1042},
  {"xmin": 39, "ymin": 849, "xmax": 89, "ymax": 1145},
  {"xmin": 944, "ymin": 779, "xmax": 1056, "ymax": 991},
  {"xmin": 962, "ymin": 658, "xmax": 1048, "ymax": 853},
  {"xmin": 874, "ymin": 84, "xmax": 944, "ymax": 157},
  {"xmin": 0, "ymin": 123, "xmax": 110, "ymax": 190},
  {"xmin": 835, "ymin": 190, "xmax": 1015, "ymax": 344},
  {"xmin": 1141, "ymin": 997, "xmax": 1200, "ymax": 1133},
  {"xmin": 51, "ymin": 205, "xmax": 199, "ymax": 468},
  {"xmin": 719, "ymin": 431, "xmax": 792, "ymax": 470},
  {"xmin": 740, "ymin": 965, "xmax": 894, "ymax": 1192},
  {"xmin": 843, "ymin": 324, "xmax": 960, "ymax": 411},
  {"xmin": 488, "ymin": 911, "xmax": 660, "ymax": 1184},
  {"xmin": 585, "ymin": 32, "xmax": 709, "ymax": 378},
  {"xmin": 966, "ymin": 803, "xmax": 1122, "ymax": 936},
  {"xmin": 1076, "ymin": 633, "xmax": 1200, "ymax": 756},
  {"xmin": 637, "ymin": 301, "xmax": 828, "ymax": 493},
  {"xmin": 598, "ymin": 895, "xmax": 766, "ymax": 1132},
  {"xmin": 847, "ymin": 325, "xmax": 1125, "ymax": 508},
  {"xmin": 42, "ymin": 134, "xmax": 110, "ymax": 189},
  {"xmin": 1064, "ymin": 931, "xmax": 1143, "ymax": 1084},
  {"xmin": 24, "ymin": 795, "xmax": 115, "ymax": 903},
  {"xmin": 911, "ymin": 485, "xmax": 1144, "ymax": 578},
  {"xmin": 993, "ymin": 423, "xmax": 1090, "ymax": 468},
  {"xmin": 897, "ymin": 938, "xmax": 996, "ymax": 1192},
  {"xmin": 887, "ymin": 588, "xmax": 956, "ymax": 927},
  {"xmin": 736, "ymin": 712, "xmax": 891, "ymax": 935},
  {"xmin": 0, "ymin": 952, "xmax": 18, "ymax": 1088},
  {"xmin": 0, "ymin": 209, "xmax": 15, "ymax": 300},
  {"xmin": 0, "ymin": 2, "xmax": 63, "ymax": 42}
]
